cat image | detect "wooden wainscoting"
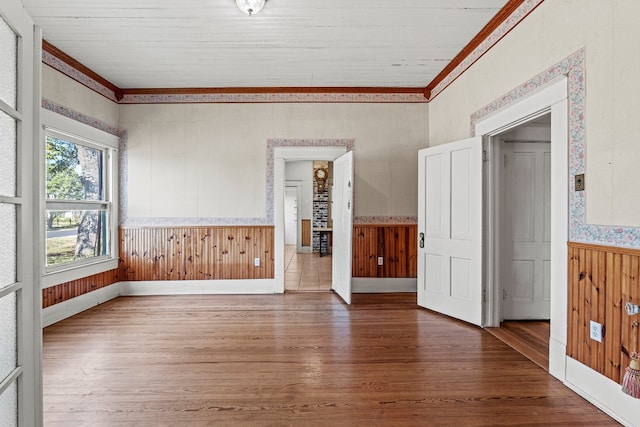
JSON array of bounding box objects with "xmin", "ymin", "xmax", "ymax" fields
[
  {"xmin": 353, "ymin": 224, "xmax": 417, "ymax": 278},
  {"xmin": 42, "ymin": 269, "xmax": 119, "ymax": 308},
  {"xmin": 119, "ymin": 226, "xmax": 274, "ymax": 281},
  {"xmin": 567, "ymin": 241, "xmax": 640, "ymax": 384},
  {"xmin": 301, "ymin": 219, "xmax": 311, "ymax": 247}
]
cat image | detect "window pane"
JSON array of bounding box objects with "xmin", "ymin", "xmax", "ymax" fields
[
  {"xmin": 0, "ymin": 380, "xmax": 17, "ymax": 427},
  {"xmin": 0, "ymin": 204, "xmax": 16, "ymax": 288},
  {"xmin": 0, "ymin": 111, "xmax": 17, "ymax": 197},
  {"xmin": 0, "ymin": 292, "xmax": 17, "ymax": 383},
  {"xmin": 46, "ymin": 209, "xmax": 109, "ymax": 267},
  {"xmin": 46, "ymin": 136, "xmax": 104, "ymax": 201},
  {"xmin": 0, "ymin": 16, "xmax": 17, "ymax": 110}
]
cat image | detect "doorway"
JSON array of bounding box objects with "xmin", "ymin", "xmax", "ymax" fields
[
  {"xmin": 418, "ymin": 77, "xmax": 568, "ymax": 377},
  {"xmin": 273, "ymin": 144, "xmax": 353, "ymax": 304},
  {"xmin": 485, "ymin": 115, "xmax": 552, "ymax": 370},
  {"xmin": 284, "ymin": 160, "xmax": 332, "ymax": 292},
  {"xmin": 495, "ymin": 114, "xmax": 551, "ymax": 321}
]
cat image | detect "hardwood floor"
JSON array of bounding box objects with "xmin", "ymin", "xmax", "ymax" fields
[
  {"xmin": 485, "ymin": 321, "xmax": 550, "ymax": 372},
  {"xmin": 43, "ymin": 293, "xmax": 618, "ymax": 426}
]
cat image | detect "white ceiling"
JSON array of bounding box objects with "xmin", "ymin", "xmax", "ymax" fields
[{"xmin": 22, "ymin": 0, "xmax": 509, "ymax": 89}]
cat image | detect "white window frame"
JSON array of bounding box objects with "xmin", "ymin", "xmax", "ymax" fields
[{"xmin": 41, "ymin": 109, "xmax": 118, "ymax": 288}]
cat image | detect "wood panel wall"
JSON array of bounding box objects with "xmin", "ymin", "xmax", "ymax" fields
[
  {"xmin": 301, "ymin": 219, "xmax": 311, "ymax": 247},
  {"xmin": 119, "ymin": 226, "xmax": 274, "ymax": 281},
  {"xmin": 567, "ymin": 241, "xmax": 640, "ymax": 384},
  {"xmin": 42, "ymin": 269, "xmax": 119, "ymax": 309},
  {"xmin": 353, "ymin": 224, "xmax": 417, "ymax": 278}
]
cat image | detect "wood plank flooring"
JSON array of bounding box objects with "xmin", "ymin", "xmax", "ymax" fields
[
  {"xmin": 43, "ymin": 293, "xmax": 619, "ymax": 426},
  {"xmin": 485, "ymin": 321, "xmax": 550, "ymax": 372}
]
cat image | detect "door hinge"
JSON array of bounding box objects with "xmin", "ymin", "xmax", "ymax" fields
[
  {"xmin": 502, "ymin": 288, "xmax": 508, "ymax": 300},
  {"xmin": 503, "ymin": 154, "xmax": 508, "ymax": 167},
  {"xmin": 482, "ymin": 150, "xmax": 488, "ymax": 162}
]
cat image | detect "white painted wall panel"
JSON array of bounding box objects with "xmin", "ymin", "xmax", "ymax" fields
[
  {"xmin": 42, "ymin": 64, "xmax": 119, "ymax": 127},
  {"xmin": 120, "ymin": 103, "xmax": 428, "ymax": 219}
]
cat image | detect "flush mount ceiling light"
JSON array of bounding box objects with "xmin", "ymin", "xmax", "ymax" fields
[{"xmin": 235, "ymin": 0, "xmax": 267, "ymax": 16}]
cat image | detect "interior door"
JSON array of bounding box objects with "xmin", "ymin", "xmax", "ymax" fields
[
  {"xmin": 332, "ymin": 151, "xmax": 354, "ymax": 304},
  {"xmin": 0, "ymin": 1, "xmax": 40, "ymax": 425},
  {"xmin": 501, "ymin": 142, "xmax": 551, "ymax": 319},
  {"xmin": 417, "ymin": 137, "xmax": 483, "ymax": 326}
]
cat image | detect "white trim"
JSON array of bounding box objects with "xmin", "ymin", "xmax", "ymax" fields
[
  {"xmin": 475, "ymin": 77, "xmax": 567, "ymax": 136},
  {"xmin": 42, "ymin": 107, "xmax": 120, "ymax": 287},
  {"xmin": 564, "ymin": 358, "xmax": 639, "ymax": 427},
  {"xmin": 477, "ymin": 77, "xmax": 568, "ymax": 366},
  {"xmin": 43, "ymin": 278, "xmax": 278, "ymax": 326},
  {"xmin": 119, "ymin": 279, "xmax": 276, "ymax": 296},
  {"xmin": 42, "ymin": 283, "xmax": 121, "ymax": 327},
  {"xmin": 42, "ymin": 259, "xmax": 118, "ymax": 288},
  {"xmin": 352, "ymin": 278, "xmax": 417, "ymax": 293},
  {"xmin": 41, "ymin": 109, "xmax": 119, "ymax": 149}
]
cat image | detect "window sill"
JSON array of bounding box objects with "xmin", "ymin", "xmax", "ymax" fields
[{"xmin": 42, "ymin": 258, "xmax": 118, "ymax": 289}]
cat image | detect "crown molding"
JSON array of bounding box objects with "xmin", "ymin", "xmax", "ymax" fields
[
  {"xmin": 425, "ymin": 0, "xmax": 545, "ymax": 101},
  {"xmin": 41, "ymin": 0, "xmax": 542, "ymax": 105}
]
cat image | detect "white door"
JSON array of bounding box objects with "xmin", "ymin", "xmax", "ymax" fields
[
  {"xmin": 0, "ymin": 1, "xmax": 41, "ymax": 425},
  {"xmin": 332, "ymin": 151, "xmax": 354, "ymax": 304},
  {"xmin": 417, "ymin": 137, "xmax": 483, "ymax": 326},
  {"xmin": 284, "ymin": 187, "xmax": 298, "ymax": 245},
  {"xmin": 501, "ymin": 142, "xmax": 551, "ymax": 319}
]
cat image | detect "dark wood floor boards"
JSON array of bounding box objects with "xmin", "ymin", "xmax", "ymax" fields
[
  {"xmin": 43, "ymin": 293, "xmax": 618, "ymax": 426},
  {"xmin": 486, "ymin": 320, "xmax": 551, "ymax": 372}
]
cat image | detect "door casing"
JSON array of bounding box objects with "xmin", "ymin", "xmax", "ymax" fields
[{"xmin": 477, "ymin": 76, "xmax": 568, "ymax": 381}]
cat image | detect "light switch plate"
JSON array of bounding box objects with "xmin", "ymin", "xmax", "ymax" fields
[
  {"xmin": 575, "ymin": 174, "xmax": 585, "ymax": 191},
  {"xmin": 590, "ymin": 320, "xmax": 602, "ymax": 342}
]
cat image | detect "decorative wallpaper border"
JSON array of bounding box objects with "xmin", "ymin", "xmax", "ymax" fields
[
  {"xmin": 42, "ymin": 98, "xmax": 122, "ymax": 137},
  {"xmin": 119, "ymin": 92, "xmax": 427, "ymax": 104},
  {"xmin": 471, "ymin": 48, "xmax": 640, "ymax": 248},
  {"xmin": 266, "ymin": 139, "xmax": 354, "ymax": 226},
  {"xmin": 42, "ymin": 51, "xmax": 120, "ymax": 103},
  {"xmin": 430, "ymin": 0, "xmax": 544, "ymax": 100},
  {"xmin": 354, "ymin": 216, "xmax": 417, "ymax": 225}
]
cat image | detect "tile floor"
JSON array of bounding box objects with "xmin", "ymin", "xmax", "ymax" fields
[{"xmin": 284, "ymin": 245, "xmax": 332, "ymax": 292}]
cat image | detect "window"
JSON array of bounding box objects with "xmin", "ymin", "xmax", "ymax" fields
[{"xmin": 42, "ymin": 110, "xmax": 118, "ymax": 287}]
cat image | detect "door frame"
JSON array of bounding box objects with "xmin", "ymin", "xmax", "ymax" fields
[
  {"xmin": 274, "ymin": 146, "xmax": 347, "ymax": 293},
  {"xmin": 477, "ymin": 76, "xmax": 568, "ymax": 380}
]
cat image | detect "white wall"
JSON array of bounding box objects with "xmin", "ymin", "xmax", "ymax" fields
[
  {"xmin": 429, "ymin": 0, "xmax": 640, "ymax": 229},
  {"xmin": 42, "ymin": 64, "xmax": 120, "ymax": 128},
  {"xmin": 285, "ymin": 161, "xmax": 313, "ymax": 220},
  {"xmin": 120, "ymin": 102, "xmax": 428, "ymax": 220}
]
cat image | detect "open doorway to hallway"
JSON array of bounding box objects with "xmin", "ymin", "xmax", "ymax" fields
[{"xmin": 284, "ymin": 160, "xmax": 333, "ymax": 292}]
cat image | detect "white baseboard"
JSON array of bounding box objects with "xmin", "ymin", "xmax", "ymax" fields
[
  {"xmin": 352, "ymin": 278, "xmax": 417, "ymax": 293},
  {"xmin": 42, "ymin": 283, "xmax": 121, "ymax": 327},
  {"xmin": 43, "ymin": 279, "xmax": 277, "ymax": 327},
  {"xmin": 564, "ymin": 357, "xmax": 640, "ymax": 427},
  {"xmin": 548, "ymin": 337, "xmax": 566, "ymax": 381},
  {"xmin": 119, "ymin": 279, "xmax": 276, "ymax": 295}
]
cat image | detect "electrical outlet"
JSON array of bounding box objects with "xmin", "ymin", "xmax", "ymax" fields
[
  {"xmin": 590, "ymin": 320, "xmax": 603, "ymax": 342},
  {"xmin": 377, "ymin": 256, "xmax": 384, "ymax": 266},
  {"xmin": 254, "ymin": 258, "xmax": 260, "ymax": 267}
]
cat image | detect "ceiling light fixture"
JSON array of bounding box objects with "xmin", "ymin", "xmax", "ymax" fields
[{"xmin": 235, "ymin": 0, "xmax": 267, "ymax": 16}]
